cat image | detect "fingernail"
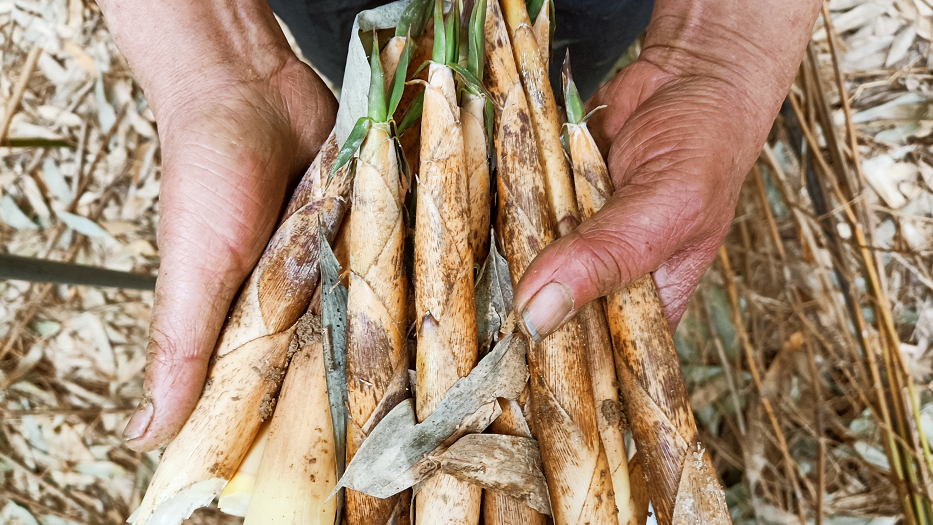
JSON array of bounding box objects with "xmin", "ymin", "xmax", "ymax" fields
[
  {"xmin": 123, "ymin": 401, "xmax": 153, "ymax": 442},
  {"xmin": 520, "ymin": 282, "xmax": 574, "ymax": 342}
]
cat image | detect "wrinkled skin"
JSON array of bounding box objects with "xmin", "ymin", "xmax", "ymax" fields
[
  {"xmin": 513, "ymin": 0, "xmax": 822, "ymax": 335},
  {"xmin": 97, "ymin": 0, "xmax": 337, "ymax": 451}
]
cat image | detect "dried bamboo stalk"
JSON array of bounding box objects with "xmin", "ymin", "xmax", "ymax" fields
[
  {"xmin": 484, "ymin": 2, "xmax": 615, "ymax": 524},
  {"xmin": 218, "ymin": 419, "xmax": 271, "ymax": 516},
  {"xmin": 345, "ymin": 120, "xmax": 411, "ymax": 525},
  {"xmin": 243, "ymin": 342, "xmax": 338, "ymax": 525},
  {"xmin": 564, "ymin": 95, "xmax": 636, "ymax": 525},
  {"xmin": 130, "ymin": 132, "xmax": 351, "ymax": 525},
  {"xmin": 462, "ymin": 90, "xmax": 491, "ymax": 265},
  {"xmin": 413, "ymin": 60, "xmax": 482, "ymax": 525},
  {"xmin": 500, "ymin": 0, "xmax": 578, "ymax": 236}
]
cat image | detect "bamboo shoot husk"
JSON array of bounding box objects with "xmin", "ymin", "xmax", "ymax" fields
[
  {"xmin": 345, "ymin": 121, "xmax": 411, "ymax": 525},
  {"xmin": 413, "ymin": 60, "xmax": 482, "ymax": 525},
  {"xmin": 565, "ymin": 103, "xmax": 731, "ymax": 525},
  {"xmin": 483, "ymin": 399, "xmax": 548, "ymax": 525},
  {"xmin": 129, "ymin": 132, "xmax": 351, "ymax": 525},
  {"xmin": 217, "ymin": 419, "xmax": 272, "ymax": 516},
  {"xmin": 627, "ymin": 453, "xmax": 650, "ymax": 525},
  {"xmin": 566, "ymin": 118, "xmax": 636, "ymax": 525},
  {"xmin": 531, "ymin": 3, "xmax": 550, "ymax": 76},
  {"xmin": 381, "ymin": 36, "xmax": 408, "ymax": 93},
  {"xmin": 483, "ymin": 2, "xmax": 616, "ymax": 524},
  {"xmin": 462, "ymin": 91, "xmax": 491, "ymax": 265},
  {"xmin": 500, "ymin": 0, "xmax": 578, "ymax": 237},
  {"xmin": 243, "ymin": 342, "xmax": 337, "ymax": 525}
]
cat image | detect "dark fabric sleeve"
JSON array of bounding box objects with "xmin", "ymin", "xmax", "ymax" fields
[
  {"xmin": 270, "ymin": 0, "xmax": 654, "ymax": 99},
  {"xmin": 550, "ymin": 0, "xmax": 653, "ymax": 99},
  {"xmin": 267, "ymin": 0, "xmax": 387, "ymax": 86}
]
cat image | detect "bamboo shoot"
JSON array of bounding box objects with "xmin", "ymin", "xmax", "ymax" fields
[
  {"xmin": 413, "ymin": 3, "xmax": 483, "ymax": 522},
  {"xmin": 217, "ymin": 419, "xmax": 272, "ymax": 516},
  {"xmin": 243, "ymin": 342, "xmax": 338, "ymax": 525},
  {"xmin": 129, "ymin": 132, "xmax": 350, "ymax": 525}
]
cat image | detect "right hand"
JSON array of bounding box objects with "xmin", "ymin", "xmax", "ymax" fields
[{"xmin": 116, "ymin": 41, "xmax": 336, "ymax": 452}]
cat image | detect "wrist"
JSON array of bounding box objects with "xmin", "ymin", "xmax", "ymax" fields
[
  {"xmin": 98, "ymin": 0, "xmax": 296, "ymax": 120},
  {"xmin": 638, "ymin": 0, "xmax": 821, "ymax": 125}
]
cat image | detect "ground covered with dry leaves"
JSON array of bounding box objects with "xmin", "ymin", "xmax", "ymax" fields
[{"xmin": 0, "ymin": 0, "xmax": 931, "ymax": 523}]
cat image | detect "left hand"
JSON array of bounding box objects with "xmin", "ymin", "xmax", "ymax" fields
[{"xmin": 513, "ymin": 0, "xmax": 821, "ymax": 339}]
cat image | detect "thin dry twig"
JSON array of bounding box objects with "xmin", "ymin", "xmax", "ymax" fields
[{"xmin": 0, "ymin": 45, "xmax": 42, "ymax": 146}]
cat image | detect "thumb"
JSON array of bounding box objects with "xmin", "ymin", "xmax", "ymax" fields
[
  {"xmin": 122, "ymin": 131, "xmax": 295, "ymax": 452},
  {"xmin": 513, "ymin": 176, "xmax": 727, "ymax": 342}
]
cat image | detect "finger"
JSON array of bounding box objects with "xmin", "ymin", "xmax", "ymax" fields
[
  {"xmin": 123, "ymin": 137, "xmax": 293, "ymax": 451},
  {"xmin": 513, "ymin": 174, "xmax": 706, "ymax": 342},
  {"xmin": 652, "ymin": 232, "xmax": 728, "ymax": 330}
]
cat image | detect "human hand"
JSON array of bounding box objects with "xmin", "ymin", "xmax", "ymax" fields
[
  {"xmin": 514, "ymin": 0, "xmax": 821, "ymax": 340},
  {"xmin": 97, "ymin": 1, "xmax": 337, "ymax": 451}
]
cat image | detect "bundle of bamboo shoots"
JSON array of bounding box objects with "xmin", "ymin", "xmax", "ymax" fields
[
  {"xmin": 562, "ymin": 55, "xmax": 731, "ymax": 525},
  {"xmin": 127, "ymin": 1, "xmax": 736, "ymax": 524}
]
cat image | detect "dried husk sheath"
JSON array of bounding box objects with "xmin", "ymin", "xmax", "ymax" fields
[
  {"xmin": 129, "ymin": 133, "xmax": 350, "ymax": 525},
  {"xmin": 562, "ymin": 68, "xmax": 635, "ymax": 525},
  {"xmin": 345, "ymin": 120, "xmax": 411, "ymax": 525},
  {"xmin": 483, "ymin": 398, "xmax": 548, "ymax": 525},
  {"xmin": 564, "ymin": 75, "xmax": 731, "ymax": 525},
  {"xmin": 483, "ymin": 2, "xmax": 616, "ymax": 524},
  {"xmin": 243, "ymin": 342, "xmax": 338, "ymax": 525},
  {"xmin": 413, "ymin": 59, "xmax": 483, "ymax": 525}
]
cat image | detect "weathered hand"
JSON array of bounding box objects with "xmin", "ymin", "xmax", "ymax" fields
[
  {"xmin": 514, "ymin": 0, "xmax": 821, "ymax": 339},
  {"xmin": 122, "ymin": 64, "xmax": 335, "ymax": 451},
  {"xmin": 96, "ymin": 0, "xmax": 339, "ymax": 451}
]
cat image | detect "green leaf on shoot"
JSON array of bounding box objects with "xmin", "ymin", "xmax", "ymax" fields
[
  {"xmin": 561, "ymin": 50, "xmax": 584, "ymax": 126},
  {"xmin": 330, "ymin": 117, "xmax": 371, "ymax": 180},
  {"xmin": 388, "ymin": 34, "xmax": 416, "ymax": 118},
  {"xmin": 467, "ymin": 0, "xmax": 487, "ymax": 80},
  {"xmin": 397, "ymin": 91, "xmax": 425, "ymax": 135},
  {"xmin": 368, "ymin": 32, "xmax": 387, "ymax": 122},
  {"xmin": 397, "ymin": 0, "xmax": 434, "ymax": 39}
]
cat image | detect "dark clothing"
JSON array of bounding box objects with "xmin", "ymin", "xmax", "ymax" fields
[{"xmin": 268, "ymin": 0, "xmax": 653, "ymax": 99}]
